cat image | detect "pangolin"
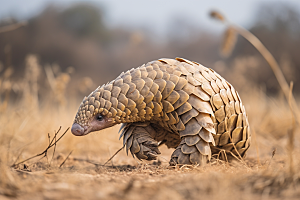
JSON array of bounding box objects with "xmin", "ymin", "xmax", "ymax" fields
[{"xmin": 71, "ymin": 58, "xmax": 250, "ymax": 165}]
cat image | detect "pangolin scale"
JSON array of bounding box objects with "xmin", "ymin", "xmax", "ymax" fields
[{"xmin": 71, "ymin": 58, "xmax": 251, "ymax": 165}]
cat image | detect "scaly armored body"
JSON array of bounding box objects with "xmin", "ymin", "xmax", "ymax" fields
[{"xmin": 71, "ymin": 58, "xmax": 250, "ymax": 165}]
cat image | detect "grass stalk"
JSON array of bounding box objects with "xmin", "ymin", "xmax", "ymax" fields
[{"xmin": 210, "ymin": 11, "xmax": 300, "ymax": 125}]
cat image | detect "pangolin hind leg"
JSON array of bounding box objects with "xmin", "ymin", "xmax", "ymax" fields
[
  {"xmin": 121, "ymin": 123, "xmax": 161, "ymax": 160},
  {"xmin": 169, "ymin": 110, "xmax": 216, "ymax": 165},
  {"xmin": 169, "ymin": 134, "xmax": 210, "ymax": 165}
]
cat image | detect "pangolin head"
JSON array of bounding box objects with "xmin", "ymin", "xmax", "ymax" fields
[
  {"xmin": 71, "ymin": 60, "xmax": 167, "ymax": 136},
  {"xmin": 71, "ymin": 83, "xmax": 121, "ymax": 136}
]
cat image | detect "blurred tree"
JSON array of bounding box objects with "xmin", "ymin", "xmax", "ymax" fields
[
  {"xmin": 2, "ymin": 2, "xmax": 300, "ymax": 101},
  {"xmin": 59, "ymin": 4, "xmax": 110, "ymax": 44},
  {"xmin": 253, "ymin": 3, "xmax": 300, "ymax": 37}
]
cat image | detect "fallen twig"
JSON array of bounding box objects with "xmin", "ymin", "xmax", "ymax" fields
[
  {"xmin": 11, "ymin": 127, "xmax": 69, "ymax": 168},
  {"xmin": 103, "ymin": 146, "xmax": 125, "ymax": 166},
  {"xmin": 71, "ymin": 146, "xmax": 125, "ymax": 167},
  {"xmin": 59, "ymin": 150, "xmax": 73, "ymax": 168},
  {"xmin": 50, "ymin": 132, "xmax": 57, "ymax": 165}
]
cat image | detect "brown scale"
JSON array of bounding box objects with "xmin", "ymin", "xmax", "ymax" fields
[{"xmin": 73, "ymin": 58, "xmax": 251, "ymax": 165}]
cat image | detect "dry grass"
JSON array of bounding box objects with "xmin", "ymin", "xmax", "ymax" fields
[
  {"xmin": 1, "ymin": 21, "xmax": 300, "ymax": 198},
  {"xmin": 0, "ymin": 55, "xmax": 299, "ymax": 200},
  {"xmin": 211, "ymin": 10, "xmax": 300, "ymax": 125}
]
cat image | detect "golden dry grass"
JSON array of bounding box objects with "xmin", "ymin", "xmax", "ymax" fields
[{"xmin": 0, "ymin": 54, "xmax": 300, "ymax": 200}]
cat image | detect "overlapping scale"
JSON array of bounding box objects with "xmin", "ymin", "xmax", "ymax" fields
[{"xmin": 74, "ymin": 57, "xmax": 250, "ymax": 164}]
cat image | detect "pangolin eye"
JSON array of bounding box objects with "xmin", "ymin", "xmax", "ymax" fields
[{"xmin": 97, "ymin": 115, "xmax": 104, "ymax": 121}]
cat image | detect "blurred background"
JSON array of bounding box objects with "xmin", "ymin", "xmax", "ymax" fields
[
  {"xmin": 1, "ymin": 1, "xmax": 300, "ymax": 199},
  {"xmin": 1, "ymin": 0, "xmax": 300, "ymax": 162},
  {"xmin": 1, "ymin": 0, "xmax": 300, "ymax": 102}
]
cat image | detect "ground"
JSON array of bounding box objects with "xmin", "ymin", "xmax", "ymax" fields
[
  {"xmin": 3, "ymin": 153, "xmax": 300, "ymax": 200},
  {"xmin": 1, "ymin": 87, "xmax": 300, "ymax": 200}
]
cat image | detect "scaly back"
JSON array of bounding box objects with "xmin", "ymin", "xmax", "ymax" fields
[{"xmin": 73, "ymin": 57, "xmax": 250, "ymax": 160}]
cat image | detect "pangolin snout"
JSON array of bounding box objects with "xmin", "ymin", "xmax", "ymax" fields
[{"xmin": 71, "ymin": 123, "xmax": 85, "ymax": 136}]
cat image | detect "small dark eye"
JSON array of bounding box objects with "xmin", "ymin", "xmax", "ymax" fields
[{"xmin": 97, "ymin": 115, "xmax": 104, "ymax": 121}]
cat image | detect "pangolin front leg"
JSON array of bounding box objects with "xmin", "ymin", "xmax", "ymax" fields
[{"xmin": 121, "ymin": 123, "xmax": 161, "ymax": 160}]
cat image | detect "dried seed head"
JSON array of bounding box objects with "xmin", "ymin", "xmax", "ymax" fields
[
  {"xmin": 220, "ymin": 26, "xmax": 237, "ymax": 57},
  {"xmin": 210, "ymin": 10, "xmax": 225, "ymax": 22}
]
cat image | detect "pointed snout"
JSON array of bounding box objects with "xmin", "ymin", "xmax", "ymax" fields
[{"xmin": 71, "ymin": 123, "xmax": 85, "ymax": 136}]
